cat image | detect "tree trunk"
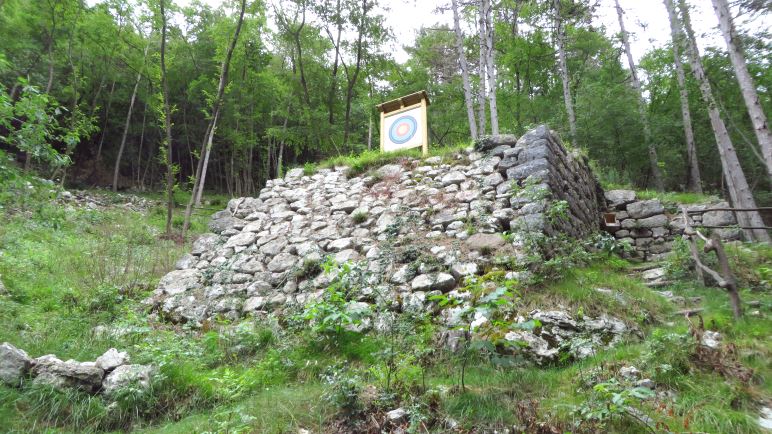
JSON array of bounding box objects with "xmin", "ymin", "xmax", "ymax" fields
[
  {"xmin": 194, "ymin": 110, "xmax": 219, "ymax": 206},
  {"xmin": 294, "ymin": 5, "xmax": 310, "ymax": 106},
  {"xmin": 182, "ymin": 0, "xmax": 247, "ymax": 236},
  {"xmin": 484, "ymin": 0, "xmax": 499, "ymax": 135},
  {"xmin": 112, "ymin": 44, "xmax": 149, "ymax": 192},
  {"xmin": 452, "ymin": 0, "xmax": 478, "ymax": 140},
  {"xmin": 711, "ymin": 0, "xmax": 772, "ymax": 178},
  {"xmin": 663, "ymin": 0, "xmax": 703, "ymax": 193},
  {"xmin": 95, "ymin": 79, "xmax": 117, "ymax": 162},
  {"xmin": 477, "ymin": 3, "xmax": 487, "ymax": 136},
  {"xmin": 615, "ymin": 0, "xmax": 663, "ymax": 191},
  {"xmin": 45, "ymin": 8, "xmax": 56, "ymax": 94},
  {"xmin": 327, "ymin": 0, "xmax": 343, "ymax": 125},
  {"xmin": 367, "ymin": 106, "xmax": 373, "ymax": 151},
  {"xmin": 136, "ymin": 99, "xmax": 148, "ymax": 187},
  {"xmin": 343, "ymin": 0, "xmax": 369, "ymax": 147},
  {"xmin": 160, "ymin": 0, "xmax": 175, "ymax": 235},
  {"xmin": 678, "ymin": 0, "xmax": 769, "ymax": 243},
  {"xmin": 554, "ymin": 0, "xmax": 577, "ymax": 146},
  {"xmin": 708, "ymin": 233, "xmax": 742, "ymax": 319}
]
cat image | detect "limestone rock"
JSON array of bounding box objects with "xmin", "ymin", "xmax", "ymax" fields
[
  {"xmin": 243, "ymin": 296, "xmax": 266, "ymax": 312},
  {"xmin": 95, "ymin": 348, "xmax": 129, "ymax": 372},
  {"xmin": 191, "ymin": 233, "xmax": 219, "ymax": 255},
  {"xmin": 385, "ymin": 407, "xmax": 408, "ymax": 424},
  {"xmin": 474, "ymin": 134, "xmax": 517, "ymax": 152},
  {"xmin": 440, "ymin": 171, "xmax": 466, "ymax": 186},
  {"xmin": 604, "ymin": 190, "xmax": 636, "ymax": 209},
  {"xmin": 267, "ymin": 253, "xmax": 297, "ymax": 273},
  {"xmin": 209, "ymin": 215, "xmax": 243, "ymax": 234},
  {"xmin": 701, "ymin": 330, "xmax": 721, "ymax": 349},
  {"xmin": 175, "ymin": 254, "xmax": 197, "ymax": 270},
  {"xmin": 156, "ymin": 269, "xmax": 202, "ymax": 296},
  {"xmin": 450, "ymin": 262, "xmax": 478, "ymax": 280},
  {"xmin": 620, "ymin": 366, "xmax": 641, "ymax": 380},
  {"xmin": 327, "ymin": 237, "xmax": 353, "ymax": 252},
  {"xmin": 32, "ymin": 355, "xmax": 105, "ymax": 393},
  {"xmin": 627, "ymin": 200, "xmax": 664, "ymax": 219},
  {"xmin": 102, "ymin": 364, "xmax": 154, "ymax": 396},
  {"xmin": 411, "ymin": 273, "xmax": 456, "ymax": 292},
  {"xmin": 465, "ymin": 233, "xmax": 505, "ymax": 252},
  {"xmin": 224, "ymin": 231, "xmax": 257, "ymax": 248},
  {"xmin": 0, "ymin": 342, "xmax": 32, "ymax": 386}
]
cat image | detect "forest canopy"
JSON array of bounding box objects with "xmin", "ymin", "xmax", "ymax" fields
[{"xmin": 0, "ymin": 0, "xmax": 770, "ymax": 205}]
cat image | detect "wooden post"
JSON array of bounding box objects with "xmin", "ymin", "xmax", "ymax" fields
[
  {"xmin": 379, "ymin": 110, "xmax": 385, "ymax": 152},
  {"xmin": 680, "ymin": 207, "xmax": 742, "ymax": 319},
  {"xmin": 421, "ymin": 97, "xmax": 429, "ymax": 156}
]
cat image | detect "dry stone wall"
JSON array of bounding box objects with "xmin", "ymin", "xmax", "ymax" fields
[
  {"xmin": 146, "ymin": 125, "xmax": 604, "ymax": 328},
  {"xmin": 603, "ymin": 190, "xmax": 740, "ymax": 261}
]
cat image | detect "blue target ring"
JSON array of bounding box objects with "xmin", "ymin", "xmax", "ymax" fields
[{"xmin": 388, "ymin": 115, "xmax": 418, "ymax": 144}]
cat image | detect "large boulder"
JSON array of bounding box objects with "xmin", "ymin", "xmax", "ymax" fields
[
  {"xmin": 101, "ymin": 364, "xmax": 155, "ymax": 397},
  {"xmin": 191, "ymin": 233, "xmax": 220, "ymax": 255},
  {"xmin": 411, "ymin": 273, "xmax": 456, "ymax": 292},
  {"xmin": 474, "ymin": 134, "xmax": 518, "ymax": 152},
  {"xmin": 31, "ymin": 355, "xmax": 105, "ymax": 393},
  {"xmin": 208, "ymin": 215, "xmax": 244, "ymax": 234},
  {"xmin": 604, "ymin": 190, "xmax": 636, "ymax": 209},
  {"xmin": 627, "ymin": 200, "xmax": 664, "ymax": 219},
  {"xmin": 0, "ymin": 342, "xmax": 32, "ymax": 386},
  {"xmin": 155, "ymin": 269, "xmax": 202, "ymax": 296},
  {"xmin": 465, "ymin": 233, "xmax": 506, "ymax": 252}
]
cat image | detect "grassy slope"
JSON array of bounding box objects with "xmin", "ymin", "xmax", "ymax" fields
[{"xmin": 0, "ymin": 158, "xmax": 769, "ymax": 432}]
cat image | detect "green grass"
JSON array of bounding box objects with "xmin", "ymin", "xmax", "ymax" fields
[
  {"xmin": 299, "ymin": 141, "xmax": 471, "ymax": 178},
  {"xmin": 521, "ymin": 259, "xmax": 674, "ymax": 322},
  {"xmin": 0, "ymin": 154, "xmax": 768, "ymax": 432},
  {"xmin": 635, "ymin": 189, "xmax": 720, "ymax": 205}
]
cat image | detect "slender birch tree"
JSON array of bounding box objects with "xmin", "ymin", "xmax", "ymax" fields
[
  {"xmin": 477, "ymin": 1, "xmax": 487, "ymax": 136},
  {"xmin": 158, "ymin": 0, "xmax": 174, "ymax": 235},
  {"xmin": 182, "ymin": 0, "xmax": 247, "ymax": 236},
  {"xmin": 614, "ymin": 0, "xmax": 663, "ymax": 191},
  {"xmin": 678, "ymin": 0, "xmax": 769, "ymax": 242},
  {"xmin": 663, "ymin": 0, "xmax": 702, "ymax": 193},
  {"xmin": 112, "ymin": 43, "xmax": 149, "ymax": 192},
  {"xmin": 553, "ymin": 0, "xmax": 577, "ymax": 146},
  {"xmin": 710, "ymin": 0, "xmax": 772, "ymax": 178},
  {"xmin": 483, "ymin": 0, "xmax": 499, "ymax": 135},
  {"xmin": 452, "ymin": 0, "xmax": 478, "ymax": 139}
]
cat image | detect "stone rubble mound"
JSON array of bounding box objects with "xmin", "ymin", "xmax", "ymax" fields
[
  {"xmin": 603, "ymin": 190, "xmax": 739, "ymax": 261},
  {"xmin": 147, "ymin": 125, "xmax": 605, "ymax": 328},
  {"xmin": 57, "ymin": 189, "xmax": 160, "ymax": 213},
  {"xmin": 0, "ymin": 342, "xmax": 154, "ymax": 397}
]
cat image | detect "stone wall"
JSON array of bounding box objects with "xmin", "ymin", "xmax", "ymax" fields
[
  {"xmin": 602, "ymin": 190, "xmax": 739, "ymax": 261},
  {"xmin": 146, "ymin": 126, "xmax": 603, "ymax": 327}
]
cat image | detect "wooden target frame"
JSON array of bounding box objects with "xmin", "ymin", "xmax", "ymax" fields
[{"xmin": 376, "ymin": 90, "xmax": 430, "ymax": 156}]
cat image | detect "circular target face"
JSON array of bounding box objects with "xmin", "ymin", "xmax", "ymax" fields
[{"xmin": 388, "ymin": 115, "xmax": 418, "ymax": 145}]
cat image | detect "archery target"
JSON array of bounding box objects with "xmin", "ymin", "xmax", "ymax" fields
[{"xmin": 383, "ymin": 106, "xmax": 424, "ymax": 152}]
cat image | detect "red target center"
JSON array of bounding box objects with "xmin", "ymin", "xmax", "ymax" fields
[{"xmin": 396, "ymin": 123, "xmax": 409, "ymax": 136}]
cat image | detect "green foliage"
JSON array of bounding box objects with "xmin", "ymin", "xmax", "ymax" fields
[
  {"xmin": 0, "ymin": 82, "xmax": 95, "ymax": 169},
  {"xmin": 571, "ymin": 379, "xmax": 656, "ymax": 430},
  {"xmin": 301, "ymin": 260, "xmax": 371, "ymax": 338},
  {"xmin": 351, "ymin": 210, "xmax": 368, "ymax": 224}
]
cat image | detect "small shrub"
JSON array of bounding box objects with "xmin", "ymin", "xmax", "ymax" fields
[
  {"xmin": 351, "ymin": 210, "xmax": 368, "ymax": 224},
  {"xmin": 321, "ymin": 366, "xmax": 362, "ymax": 416},
  {"xmin": 303, "ymin": 162, "xmax": 317, "ymax": 176},
  {"xmin": 295, "ymin": 257, "xmax": 323, "ymax": 280}
]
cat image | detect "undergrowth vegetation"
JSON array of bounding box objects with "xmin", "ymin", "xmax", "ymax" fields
[
  {"xmin": 0, "ymin": 155, "xmax": 769, "ymax": 433},
  {"xmin": 300, "ymin": 142, "xmax": 471, "ymax": 178}
]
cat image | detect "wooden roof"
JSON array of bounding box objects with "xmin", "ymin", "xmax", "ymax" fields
[{"xmin": 376, "ymin": 90, "xmax": 430, "ymax": 113}]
